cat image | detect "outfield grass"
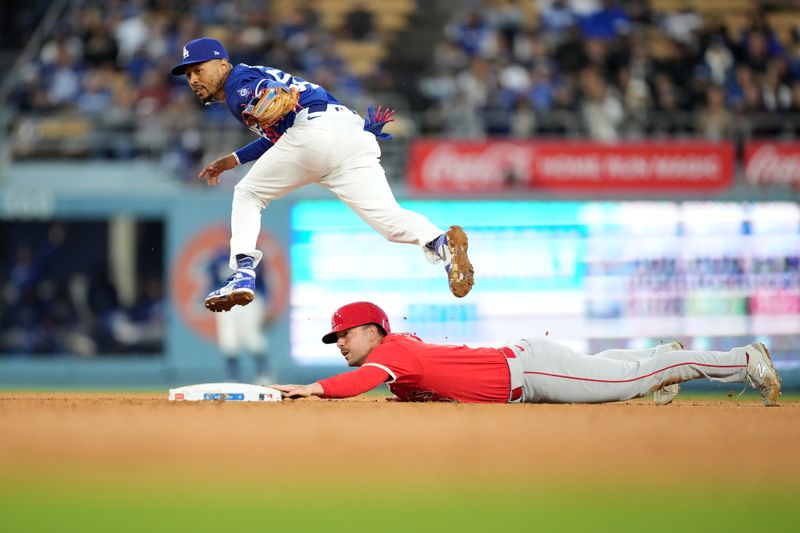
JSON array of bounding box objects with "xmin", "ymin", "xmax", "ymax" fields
[{"xmin": 1, "ymin": 478, "xmax": 796, "ymax": 533}]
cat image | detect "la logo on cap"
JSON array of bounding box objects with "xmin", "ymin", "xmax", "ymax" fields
[{"xmin": 183, "ymin": 47, "xmax": 189, "ymax": 59}]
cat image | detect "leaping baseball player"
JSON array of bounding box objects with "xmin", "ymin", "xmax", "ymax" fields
[
  {"xmin": 171, "ymin": 38, "xmax": 474, "ymax": 312},
  {"xmin": 273, "ymin": 302, "xmax": 782, "ymax": 406}
]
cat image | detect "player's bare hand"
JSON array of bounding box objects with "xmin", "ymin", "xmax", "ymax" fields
[
  {"xmin": 273, "ymin": 383, "xmax": 323, "ymax": 400},
  {"xmin": 273, "ymin": 384, "xmax": 309, "ymax": 399},
  {"xmin": 199, "ymin": 154, "xmax": 237, "ymax": 186}
]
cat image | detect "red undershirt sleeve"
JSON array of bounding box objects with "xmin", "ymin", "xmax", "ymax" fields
[{"xmin": 318, "ymin": 365, "xmax": 391, "ymax": 398}]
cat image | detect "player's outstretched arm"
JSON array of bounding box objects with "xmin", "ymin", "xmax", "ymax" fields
[
  {"xmin": 273, "ymin": 383, "xmax": 324, "ymax": 399},
  {"xmin": 198, "ymin": 153, "xmax": 238, "ymax": 186}
]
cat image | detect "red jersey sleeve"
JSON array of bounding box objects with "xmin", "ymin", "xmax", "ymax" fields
[{"xmin": 318, "ymin": 365, "xmax": 391, "ymax": 399}]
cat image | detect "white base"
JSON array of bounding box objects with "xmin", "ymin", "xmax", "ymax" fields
[{"xmin": 168, "ymin": 382, "xmax": 282, "ymax": 402}]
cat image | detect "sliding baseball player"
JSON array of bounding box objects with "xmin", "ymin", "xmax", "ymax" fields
[
  {"xmin": 273, "ymin": 302, "xmax": 782, "ymax": 406},
  {"xmin": 171, "ymin": 38, "xmax": 474, "ymax": 312}
]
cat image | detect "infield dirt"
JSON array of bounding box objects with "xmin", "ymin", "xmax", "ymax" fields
[
  {"xmin": 1, "ymin": 393, "xmax": 798, "ymax": 532},
  {"xmin": 1, "ymin": 393, "xmax": 798, "ymax": 483}
]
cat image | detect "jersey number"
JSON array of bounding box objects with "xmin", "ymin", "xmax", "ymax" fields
[{"xmin": 243, "ymin": 64, "xmax": 320, "ymax": 93}]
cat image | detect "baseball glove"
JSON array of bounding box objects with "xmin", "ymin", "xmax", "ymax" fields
[{"xmin": 242, "ymin": 86, "xmax": 301, "ymax": 129}]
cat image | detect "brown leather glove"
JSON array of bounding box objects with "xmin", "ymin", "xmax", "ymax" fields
[{"xmin": 242, "ymin": 86, "xmax": 301, "ymax": 129}]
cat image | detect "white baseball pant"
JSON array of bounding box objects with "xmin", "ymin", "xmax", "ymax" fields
[
  {"xmin": 503, "ymin": 339, "xmax": 749, "ymax": 404},
  {"xmin": 229, "ymin": 105, "xmax": 444, "ymax": 268}
]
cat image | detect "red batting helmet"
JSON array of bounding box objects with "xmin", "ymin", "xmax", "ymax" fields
[{"xmin": 321, "ymin": 302, "xmax": 391, "ymax": 344}]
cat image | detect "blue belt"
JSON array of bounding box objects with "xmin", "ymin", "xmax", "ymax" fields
[
  {"xmin": 306, "ymin": 103, "xmax": 328, "ymax": 114},
  {"xmin": 305, "ymin": 103, "xmax": 351, "ymax": 114}
]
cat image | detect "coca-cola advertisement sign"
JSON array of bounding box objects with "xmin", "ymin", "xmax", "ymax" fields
[
  {"xmin": 408, "ymin": 140, "xmax": 734, "ymax": 192},
  {"xmin": 744, "ymin": 142, "xmax": 800, "ymax": 186}
]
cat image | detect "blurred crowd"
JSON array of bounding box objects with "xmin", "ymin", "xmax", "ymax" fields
[
  {"xmin": 7, "ymin": 0, "xmax": 390, "ymax": 179},
  {"xmin": 0, "ymin": 222, "xmax": 164, "ymax": 356},
  {"xmin": 8, "ymin": 0, "xmax": 800, "ymax": 166},
  {"xmin": 419, "ymin": 0, "xmax": 800, "ymax": 140}
]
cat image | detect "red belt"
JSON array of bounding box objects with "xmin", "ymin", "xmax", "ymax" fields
[{"xmin": 500, "ymin": 347, "xmax": 523, "ymax": 402}]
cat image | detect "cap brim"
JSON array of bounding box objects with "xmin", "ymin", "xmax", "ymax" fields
[
  {"xmin": 321, "ymin": 331, "xmax": 338, "ymax": 344},
  {"xmin": 170, "ymin": 59, "xmax": 207, "ymax": 76}
]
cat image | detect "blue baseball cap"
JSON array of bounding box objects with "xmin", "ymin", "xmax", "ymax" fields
[{"xmin": 171, "ymin": 38, "xmax": 230, "ymax": 75}]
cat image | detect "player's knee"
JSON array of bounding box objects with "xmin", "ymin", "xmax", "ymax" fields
[
  {"xmin": 232, "ymin": 185, "xmax": 267, "ymax": 209},
  {"xmin": 378, "ymin": 211, "xmax": 419, "ymax": 242},
  {"xmin": 379, "ymin": 226, "xmax": 409, "ymax": 243}
]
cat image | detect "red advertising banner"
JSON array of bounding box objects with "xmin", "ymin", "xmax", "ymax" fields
[
  {"xmin": 407, "ymin": 140, "xmax": 735, "ymax": 193},
  {"xmin": 744, "ymin": 142, "xmax": 800, "ymax": 187}
]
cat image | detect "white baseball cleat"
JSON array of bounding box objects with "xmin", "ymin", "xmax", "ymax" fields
[
  {"xmin": 204, "ymin": 270, "xmax": 255, "ymax": 312},
  {"xmin": 426, "ymin": 225, "xmax": 475, "ymax": 298},
  {"xmin": 654, "ymin": 383, "xmax": 680, "ymax": 405},
  {"xmin": 654, "ymin": 341, "xmax": 684, "ymax": 405},
  {"xmin": 444, "ymin": 225, "xmax": 474, "ymax": 298},
  {"xmin": 425, "ymin": 226, "xmax": 475, "ymax": 298},
  {"xmin": 744, "ymin": 342, "xmax": 781, "ymax": 406}
]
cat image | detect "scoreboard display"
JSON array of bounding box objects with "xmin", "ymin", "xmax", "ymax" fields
[{"xmin": 290, "ymin": 201, "xmax": 799, "ymax": 368}]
